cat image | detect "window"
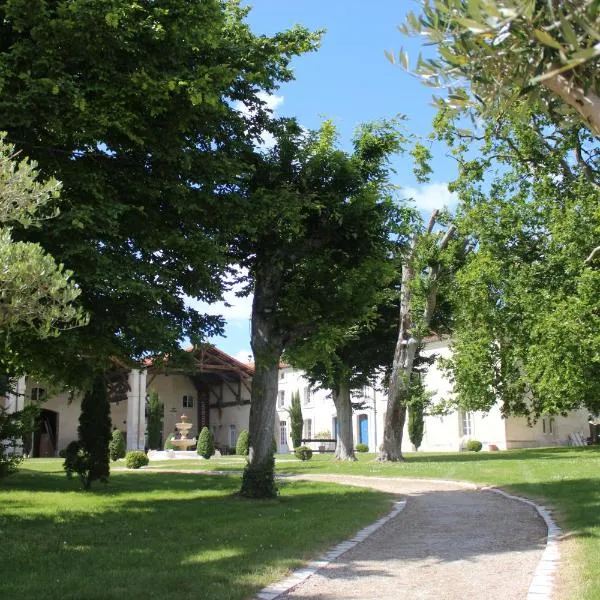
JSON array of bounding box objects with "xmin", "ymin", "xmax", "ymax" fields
[
  {"xmin": 277, "ymin": 391, "xmax": 285, "ymax": 408},
  {"xmin": 303, "ymin": 418, "xmax": 312, "ymax": 440},
  {"xmin": 542, "ymin": 419, "xmax": 546, "ymax": 434},
  {"xmin": 460, "ymin": 411, "xmax": 473, "ymax": 437},
  {"xmin": 280, "ymin": 420, "xmax": 287, "ymax": 445},
  {"xmin": 303, "ymin": 386, "xmax": 311, "ymax": 405},
  {"xmin": 182, "ymin": 395, "xmax": 194, "ymax": 409},
  {"xmin": 31, "ymin": 387, "xmax": 46, "ymax": 402},
  {"xmin": 279, "ymin": 369, "xmax": 285, "ymax": 380},
  {"xmin": 229, "ymin": 424, "xmax": 237, "ymax": 448},
  {"xmin": 549, "ymin": 418, "xmax": 556, "ymax": 435}
]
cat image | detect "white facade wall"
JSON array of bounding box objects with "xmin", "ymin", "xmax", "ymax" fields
[{"xmin": 275, "ymin": 366, "xmax": 385, "ymax": 453}]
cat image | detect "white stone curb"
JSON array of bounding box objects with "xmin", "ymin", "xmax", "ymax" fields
[
  {"xmin": 254, "ymin": 499, "xmax": 407, "ymax": 600},
  {"xmin": 485, "ymin": 487, "xmax": 561, "ymax": 600}
]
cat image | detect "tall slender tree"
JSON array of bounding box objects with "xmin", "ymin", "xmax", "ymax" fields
[{"xmin": 235, "ymin": 119, "xmax": 406, "ymax": 495}]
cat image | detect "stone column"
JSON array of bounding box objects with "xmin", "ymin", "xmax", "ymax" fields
[{"xmin": 126, "ymin": 369, "xmax": 147, "ymax": 451}]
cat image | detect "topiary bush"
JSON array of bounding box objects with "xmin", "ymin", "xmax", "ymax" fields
[
  {"xmin": 466, "ymin": 439, "xmax": 483, "ymax": 452},
  {"xmin": 239, "ymin": 453, "xmax": 278, "ymax": 498},
  {"xmin": 197, "ymin": 426, "xmax": 215, "ymax": 459},
  {"xmin": 63, "ymin": 440, "xmax": 89, "ymax": 479},
  {"xmin": 236, "ymin": 429, "xmax": 249, "ymax": 456},
  {"xmin": 146, "ymin": 391, "xmax": 163, "ymax": 450},
  {"xmin": 294, "ymin": 445, "xmax": 313, "ymax": 461},
  {"xmin": 355, "ymin": 443, "xmax": 369, "ymax": 453},
  {"xmin": 108, "ymin": 429, "xmax": 126, "ymax": 461},
  {"xmin": 125, "ymin": 450, "xmax": 149, "ymax": 469}
]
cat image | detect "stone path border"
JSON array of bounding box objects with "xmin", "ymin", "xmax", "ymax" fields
[
  {"xmin": 485, "ymin": 487, "xmax": 561, "ymax": 600},
  {"xmin": 254, "ymin": 477, "xmax": 561, "ymax": 600},
  {"xmin": 256, "ymin": 500, "xmax": 408, "ymax": 600}
]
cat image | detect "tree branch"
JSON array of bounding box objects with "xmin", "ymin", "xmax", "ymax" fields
[{"xmin": 584, "ymin": 245, "xmax": 600, "ymax": 266}]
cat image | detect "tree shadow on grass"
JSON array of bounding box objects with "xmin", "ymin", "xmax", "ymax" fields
[{"xmin": 0, "ymin": 473, "xmax": 563, "ymax": 600}]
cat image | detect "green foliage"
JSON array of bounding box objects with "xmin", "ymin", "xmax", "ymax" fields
[
  {"xmin": 0, "ymin": 403, "xmax": 39, "ymax": 476},
  {"xmin": 239, "ymin": 454, "xmax": 278, "ymax": 498},
  {"xmin": 407, "ymin": 376, "xmax": 430, "ymax": 452},
  {"xmin": 442, "ymin": 105, "xmax": 600, "ymax": 418},
  {"xmin": 0, "ymin": 0, "xmax": 320, "ymax": 385},
  {"xmin": 355, "ymin": 443, "xmax": 369, "ymax": 453},
  {"xmin": 197, "ymin": 427, "xmax": 215, "ymax": 459},
  {"xmin": 63, "ymin": 441, "xmax": 88, "ymax": 480},
  {"xmin": 108, "ymin": 429, "xmax": 126, "ymax": 462},
  {"xmin": 397, "ymin": 0, "xmax": 600, "ymax": 136},
  {"xmin": 76, "ymin": 373, "xmax": 112, "ymax": 489},
  {"xmin": 294, "ymin": 446, "xmax": 313, "ymax": 461},
  {"xmin": 0, "ymin": 133, "xmax": 87, "ymax": 340},
  {"xmin": 408, "ymin": 401, "xmax": 424, "ymax": 451},
  {"xmin": 146, "ymin": 391, "xmax": 163, "ymax": 451},
  {"xmin": 286, "ymin": 391, "xmax": 303, "ymax": 448},
  {"xmin": 466, "ymin": 440, "xmax": 483, "ymax": 453},
  {"xmin": 125, "ymin": 451, "xmax": 149, "ymax": 469},
  {"xmin": 236, "ymin": 429, "xmax": 249, "ymax": 456}
]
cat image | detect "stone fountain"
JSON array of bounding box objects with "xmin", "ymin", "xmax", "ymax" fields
[
  {"xmin": 170, "ymin": 414, "xmax": 196, "ymax": 451},
  {"xmin": 147, "ymin": 413, "xmax": 198, "ymax": 461}
]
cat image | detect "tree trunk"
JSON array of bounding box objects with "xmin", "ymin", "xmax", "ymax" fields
[
  {"xmin": 332, "ymin": 376, "xmax": 356, "ymax": 461},
  {"xmin": 380, "ymin": 259, "xmax": 417, "ymax": 461},
  {"xmin": 379, "ymin": 213, "xmax": 455, "ymax": 461},
  {"xmin": 240, "ymin": 263, "xmax": 283, "ymax": 498}
]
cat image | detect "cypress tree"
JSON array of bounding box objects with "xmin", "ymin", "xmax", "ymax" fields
[
  {"xmin": 146, "ymin": 390, "xmax": 163, "ymax": 450},
  {"xmin": 287, "ymin": 390, "xmax": 303, "ymax": 448},
  {"xmin": 78, "ymin": 372, "xmax": 112, "ymax": 489},
  {"xmin": 197, "ymin": 426, "xmax": 215, "ymax": 459}
]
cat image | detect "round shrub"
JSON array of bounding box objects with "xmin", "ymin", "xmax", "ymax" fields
[
  {"xmin": 466, "ymin": 439, "xmax": 483, "ymax": 452},
  {"xmin": 108, "ymin": 429, "xmax": 126, "ymax": 461},
  {"xmin": 197, "ymin": 426, "xmax": 215, "ymax": 459},
  {"xmin": 294, "ymin": 446, "xmax": 313, "ymax": 461},
  {"xmin": 125, "ymin": 451, "xmax": 149, "ymax": 469},
  {"xmin": 355, "ymin": 443, "xmax": 369, "ymax": 453},
  {"xmin": 236, "ymin": 429, "xmax": 249, "ymax": 455}
]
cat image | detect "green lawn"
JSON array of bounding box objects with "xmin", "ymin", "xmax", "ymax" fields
[
  {"xmin": 3, "ymin": 448, "xmax": 600, "ymax": 599},
  {"xmin": 0, "ymin": 459, "xmax": 393, "ymax": 600}
]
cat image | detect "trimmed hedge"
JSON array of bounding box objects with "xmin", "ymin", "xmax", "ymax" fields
[
  {"xmin": 355, "ymin": 443, "xmax": 369, "ymax": 453},
  {"xmin": 294, "ymin": 446, "xmax": 313, "ymax": 461},
  {"xmin": 108, "ymin": 429, "xmax": 126, "ymax": 461},
  {"xmin": 466, "ymin": 439, "xmax": 483, "ymax": 452},
  {"xmin": 236, "ymin": 429, "xmax": 249, "ymax": 455},
  {"xmin": 125, "ymin": 451, "xmax": 149, "ymax": 469},
  {"xmin": 197, "ymin": 427, "xmax": 215, "ymax": 459}
]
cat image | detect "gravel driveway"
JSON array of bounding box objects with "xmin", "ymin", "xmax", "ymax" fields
[{"xmin": 275, "ymin": 475, "xmax": 548, "ymax": 600}]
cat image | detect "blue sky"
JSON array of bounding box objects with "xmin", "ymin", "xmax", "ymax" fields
[{"xmin": 190, "ymin": 1, "xmax": 458, "ymax": 361}]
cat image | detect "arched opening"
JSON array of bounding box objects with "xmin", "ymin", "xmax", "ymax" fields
[{"xmin": 33, "ymin": 409, "xmax": 58, "ymax": 457}]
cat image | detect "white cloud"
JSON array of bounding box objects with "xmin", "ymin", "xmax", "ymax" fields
[
  {"xmin": 234, "ymin": 92, "xmax": 284, "ymax": 149},
  {"xmin": 233, "ymin": 350, "xmax": 253, "ymax": 364},
  {"xmin": 184, "ymin": 268, "xmax": 253, "ymax": 322},
  {"xmin": 401, "ymin": 182, "xmax": 458, "ymax": 213},
  {"xmin": 258, "ymin": 91, "xmax": 284, "ymax": 112}
]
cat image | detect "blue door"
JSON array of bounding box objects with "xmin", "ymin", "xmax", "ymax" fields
[
  {"xmin": 359, "ymin": 415, "xmax": 368, "ymax": 446},
  {"xmin": 333, "ymin": 417, "xmax": 339, "ymax": 440}
]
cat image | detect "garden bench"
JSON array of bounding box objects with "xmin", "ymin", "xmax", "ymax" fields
[{"xmin": 299, "ymin": 438, "xmax": 337, "ymax": 453}]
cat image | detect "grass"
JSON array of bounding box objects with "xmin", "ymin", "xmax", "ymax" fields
[
  {"xmin": 0, "ymin": 459, "xmax": 393, "ymax": 600},
  {"xmin": 4, "ymin": 447, "xmax": 600, "ymax": 599},
  {"xmin": 150, "ymin": 446, "xmax": 600, "ymax": 599}
]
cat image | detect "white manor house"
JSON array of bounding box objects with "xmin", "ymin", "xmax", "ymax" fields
[{"xmin": 2, "ymin": 339, "xmax": 591, "ymax": 457}]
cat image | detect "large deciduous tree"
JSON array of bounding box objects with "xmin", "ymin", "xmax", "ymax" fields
[
  {"xmin": 0, "ymin": 0, "xmax": 319, "ymax": 383},
  {"xmin": 394, "ymin": 1, "xmax": 600, "ymax": 136},
  {"xmin": 441, "ymin": 104, "xmax": 600, "ymax": 419},
  {"xmin": 236, "ymin": 119, "xmax": 405, "ymax": 495}
]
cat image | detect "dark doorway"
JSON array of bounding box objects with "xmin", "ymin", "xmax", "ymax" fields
[{"xmin": 33, "ymin": 409, "xmax": 58, "ymax": 457}]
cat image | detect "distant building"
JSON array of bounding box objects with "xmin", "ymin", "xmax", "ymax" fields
[{"xmin": 2, "ymin": 340, "xmax": 590, "ymax": 457}]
